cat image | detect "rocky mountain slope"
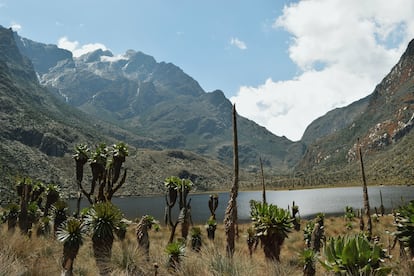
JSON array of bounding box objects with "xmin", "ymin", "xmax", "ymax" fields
[
  {"xmin": 295, "ymin": 39, "xmax": 414, "ymax": 186},
  {"xmin": 14, "ymin": 34, "xmax": 304, "ymax": 173},
  {"xmin": 0, "ymin": 26, "xmax": 235, "ymax": 203},
  {"xmin": 301, "ymin": 95, "xmax": 371, "ymax": 144}
]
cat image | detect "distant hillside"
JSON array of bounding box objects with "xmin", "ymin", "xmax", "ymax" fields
[
  {"xmin": 295, "ymin": 39, "xmax": 414, "ymax": 186},
  {"xmin": 0, "ymin": 26, "xmax": 235, "ymax": 203},
  {"xmin": 14, "ymin": 34, "xmax": 304, "ymax": 173}
]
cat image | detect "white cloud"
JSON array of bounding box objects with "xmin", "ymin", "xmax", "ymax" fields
[
  {"xmin": 230, "ymin": 37, "xmax": 247, "ymax": 50},
  {"xmin": 57, "ymin": 36, "xmax": 108, "ymax": 57},
  {"xmin": 10, "ymin": 22, "xmax": 22, "ymax": 32},
  {"xmin": 100, "ymin": 54, "xmax": 127, "ymax": 63},
  {"xmin": 231, "ymin": 0, "xmax": 414, "ymax": 141}
]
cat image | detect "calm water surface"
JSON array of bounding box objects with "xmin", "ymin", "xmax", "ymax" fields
[{"xmin": 69, "ymin": 185, "xmax": 414, "ymax": 223}]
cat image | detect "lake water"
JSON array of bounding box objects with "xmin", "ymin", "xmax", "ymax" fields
[{"xmin": 69, "ymin": 185, "xmax": 414, "ymax": 224}]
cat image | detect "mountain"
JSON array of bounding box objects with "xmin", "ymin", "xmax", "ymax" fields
[
  {"xmin": 14, "ymin": 34, "xmax": 305, "ymax": 173},
  {"xmin": 301, "ymin": 95, "xmax": 371, "ymax": 145},
  {"xmin": 9, "ymin": 25, "xmax": 414, "ymax": 194},
  {"xmin": 295, "ymin": 39, "xmax": 414, "ymax": 186},
  {"xmin": 0, "ymin": 26, "xmax": 235, "ymax": 203}
]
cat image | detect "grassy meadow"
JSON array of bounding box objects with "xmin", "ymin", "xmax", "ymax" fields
[{"xmin": 1, "ymin": 212, "xmax": 413, "ymax": 275}]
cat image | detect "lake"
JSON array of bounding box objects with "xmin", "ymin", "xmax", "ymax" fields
[{"xmin": 69, "ymin": 185, "xmax": 414, "ymax": 223}]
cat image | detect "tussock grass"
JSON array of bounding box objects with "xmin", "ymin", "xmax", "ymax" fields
[{"xmin": 0, "ymin": 214, "xmax": 413, "ymax": 275}]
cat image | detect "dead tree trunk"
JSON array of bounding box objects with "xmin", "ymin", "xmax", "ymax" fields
[
  {"xmin": 260, "ymin": 157, "xmax": 266, "ymax": 204},
  {"xmin": 358, "ymin": 139, "xmax": 372, "ymax": 240},
  {"xmin": 224, "ymin": 104, "xmax": 239, "ymax": 257}
]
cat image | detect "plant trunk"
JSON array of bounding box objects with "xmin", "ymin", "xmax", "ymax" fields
[
  {"xmin": 92, "ymin": 237, "xmax": 113, "ymax": 276},
  {"xmin": 7, "ymin": 216, "xmax": 17, "ymax": 232},
  {"xmin": 62, "ymin": 244, "xmax": 80, "ymax": 276},
  {"xmin": 181, "ymin": 218, "xmax": 189, "ymax": 240},
  {"xmin": 207, "ymin": 225, "xmax": 216, "ymax": 240},
  {"xmin": 224, "ymin": 104, "xmax": 239, "ymax": 257},
  {"xmin": 168, "ymin": 255, "xmax": 180, "ymax": 271},
  {"xmin": 260, "ymin": 157, "xmax": 266, "ymax": 204},
  {"xmin": 311, "ymin": 222, "xmax": 323, "ymax": 253},
  {"xmin": 168, "ymin": 222, "xmax": 179, "ymax": 244},
  {"xmin": 303, "ymin": 264, "xmax": 316, "ymax": 276},
  {"xmin": 379, "ymin": 190, "xmax": 385, "ymax": 216},
  {"xmin": 191, "ymin": 236, "xmax": 202, "ymax": 252},
  {"xmin": 54, "ymin": 213, "xmax": 67, "ymax": 235},
  {"xmin": 18, "ymin": 184, "xmax": 30, "ymax": 234},
  {"xmin": 136, "ymin": 218, "xmax": 150, "ymax": 261},
  {"xmin": 261, "ymin": 234, "xmax": 283, "ymax": 261},
  {"xmin": 358, "ymin": 140, "xmax": 372, "ymax": 240}
]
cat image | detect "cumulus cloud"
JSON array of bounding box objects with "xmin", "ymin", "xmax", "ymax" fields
[
  {"xmin": 230, "ymin": 37, "xmax": 247, "ymax": 50},
  {"xmin": 57, "ymin": 36, "xmax": 108, "ymax": 57},
  {"xmin": 231, "ymin": 0, "xmax": 414, "ymax": 141}
]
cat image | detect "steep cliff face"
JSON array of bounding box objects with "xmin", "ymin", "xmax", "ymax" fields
[
  {"xmin": 296, "ymin": 39, "xmax": 414, "ymax": 184},
  {"xmin": 346, "ymin": 39, "xmax": 414, "ymax": 158}
]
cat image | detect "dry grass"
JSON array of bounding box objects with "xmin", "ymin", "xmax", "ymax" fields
[{"xmin": 0, "ymin": 214, "xmax": 413, "ymax": 275}]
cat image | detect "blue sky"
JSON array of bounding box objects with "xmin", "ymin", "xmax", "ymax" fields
[{"xmin": 1, "ymin": 0, "xmax": 414, "ymax": 141}]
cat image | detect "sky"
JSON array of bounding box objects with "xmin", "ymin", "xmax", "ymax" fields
[{"xmin": 1, "ymin": 0, "xmax": 414, "ymax": 141}]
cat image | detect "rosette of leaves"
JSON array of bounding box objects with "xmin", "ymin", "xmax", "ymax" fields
[
  {"xmin": 208, "ymin": 194, "xmax": 219, "ymax": 220},
  {"xmin": 304, "ymin": 220, "xmax": 315, "ymax": 248},
  {"xmin": 300, "ymin": 248, "xmax": 317, "ymax": 276},
  {"xmin": 136, "ymin": 215, "xmax": 159, "ymax": 261},
  {"xmin": 73, "ymin": 144, "xmax": 90, "ymax": 183},
  {"xmin": 44, "ymin": 184, "xmax": 60, "ymax": 217},
  {"xmin": 111, "ymin": 142, "xmax": 128, "ymax": 183},
  {"xmin": 164, "ymin": 176, "xmax": 180, "ymax": 208},
  {"xmin": 31, "ymin": 181, "xmax": 45, "ymax": 206},
  {"xmin": 27, "ymin": 201, "xmax": 41, "ymax": 232},
  {"xmin": 291, "ymin": 201, "xmax": 300, "ymax": 231},
  {"xmin": 393, "ymin": 200, "xmax": 414, "ymax": 258},
  {"xmin": 90, "ymin": 143, "xmax": 108, "ymax": 186},
  {"xmin": 344, "ymin": 206, "xmax": 356, "ymax": 230},
  {"xmin": 250, "ymin": 200, "xmax": 294, "ymax": 261},
  {"xmin": 165, "ymin": 240, "xmax": 185, "ymax": 270},
  {"xmin": 84, "ymin": 201, "xmax": 123, "ymax": 275},
  {"xmin": 206, "ymin": 217, "xmax": 217, "ymax": 240},
  {"xmin": 57, "ymin": 217, "xmax": 86, "ymax": 275},
  {"xmin": 4, "ymin": 203, "xmax": 19, "ymax": 231},
  {"xmin": 320, "ymin": 234, "xmax": 391, "ymax": 275},
  {"xmin": 36, "ymin": 216, "xmax": 51, "ymax": 236},
  {"xmin": 52, "ymin": 200, "xmax": 68, "ymax": 234},
  {"xmin": 190, "ymin": 227, "xmax": 202, "ymax": 252}
]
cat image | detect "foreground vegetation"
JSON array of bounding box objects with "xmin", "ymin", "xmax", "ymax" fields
[{"xmin": 1, "ymin": 212, "xmax": 414, "ymax": 275}]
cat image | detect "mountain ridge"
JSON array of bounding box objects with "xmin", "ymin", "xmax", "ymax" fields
[
  {"xmin": 14, "ymin": 31, "xmax": 304, "ymax": 173},
  {"xmin": 295, "ymin": 38, "xmax": 414, "ymax": 186}
]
